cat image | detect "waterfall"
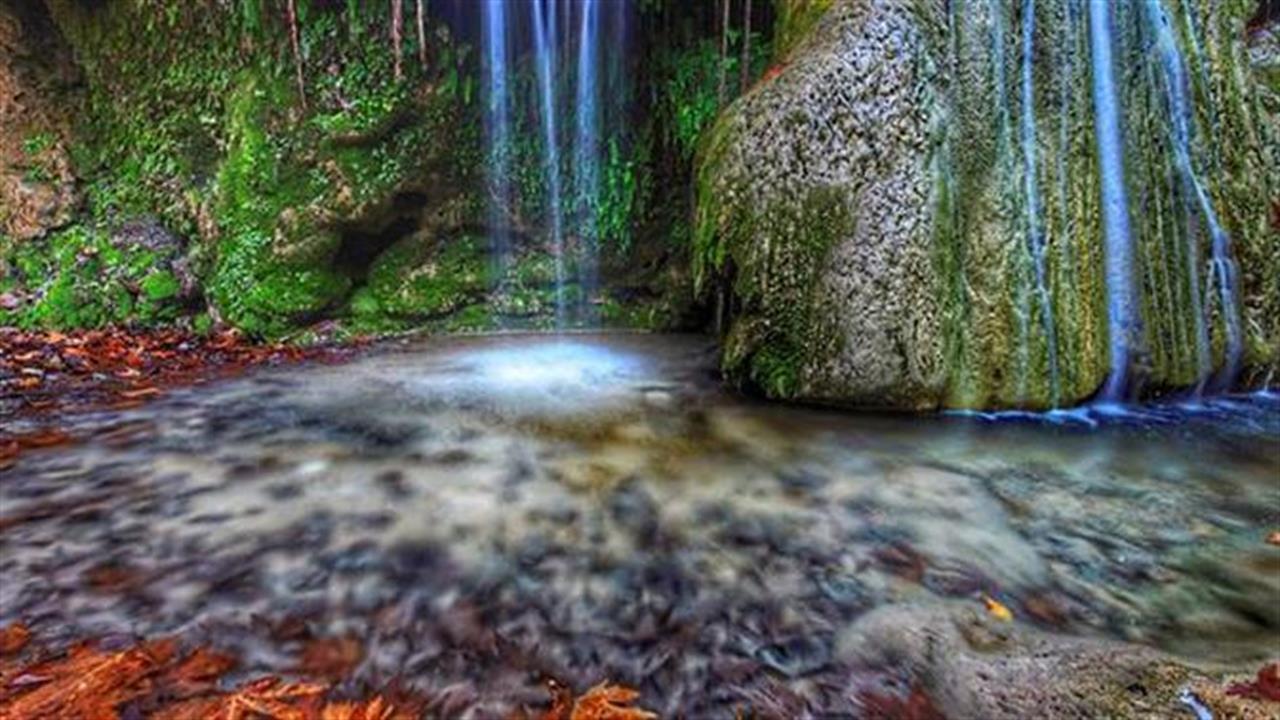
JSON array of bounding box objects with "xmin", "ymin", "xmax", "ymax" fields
[
  {"xmin": 1087, "ymin": 0, "xmax": 1138, "ymax": 402},
  {"xmin": 574, "ymin": 0, "xmax": 601, "ymax": 325},
  {"xmin": 1145, "ymin": 0, "xmax": 1242, "ymax": 393},
  {"xmin": 533, "ymin": 0, "xmax": 568, "ymax": 326},
  {"xmin": 1020, "ymin": 0, "xmax": 1060, "ymax": 406},
  {"xmin": 483, "ymin": 0, "xmax": 512, "ymax": 292}
]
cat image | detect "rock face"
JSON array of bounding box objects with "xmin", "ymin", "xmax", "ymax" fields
[
  {"xmin": 0, "ymin": 1, "xmax": 79, "ymax": 242},
  {"xmin": 697, "ymin": 0, "xmax": 1280, "ymax": 409},
  {"xmin": 696, "ymin": 0, "xmax": 944, "ymax": 408}
]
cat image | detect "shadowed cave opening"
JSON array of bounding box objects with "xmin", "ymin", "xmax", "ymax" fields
[{"xmin": 332, "ymin": 192, "xmax": 430, "ymax": 283}]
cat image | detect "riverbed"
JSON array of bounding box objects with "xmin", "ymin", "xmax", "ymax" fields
[{"xmin": 1, "ymin": 333, "xmax": 1277, "ymax": 717}]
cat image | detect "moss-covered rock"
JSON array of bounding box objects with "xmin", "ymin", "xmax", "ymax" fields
[
  {"xmin": 696, "ymin": 0, "xmax": 945, "ymax": 407},
  {"xmin": 697, "ymin": 0, "xmax": 1279, "ymax": 409},
  {"xmin": 0, "ymin": 222, "xmax": 191, "ymax": 329}
]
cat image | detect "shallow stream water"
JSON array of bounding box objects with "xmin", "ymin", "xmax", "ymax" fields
[{"xmin": 1, "ymin": 334, "xmax": 1277, "ymax": 716}]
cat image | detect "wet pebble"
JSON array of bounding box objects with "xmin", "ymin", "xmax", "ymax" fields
[{"xmin": 754, "ymin": 634, "xmax": 832, "ymax": 678}]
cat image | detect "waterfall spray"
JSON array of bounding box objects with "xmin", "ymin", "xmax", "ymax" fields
[{"xmin": 1088, "ymin": 0, "xmax": 1138, "ymax": 402}]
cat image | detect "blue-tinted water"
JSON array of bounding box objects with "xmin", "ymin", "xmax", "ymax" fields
[{"xmin": 1088, "ymin": 0, "xmax": 1139, "ymax": 401}]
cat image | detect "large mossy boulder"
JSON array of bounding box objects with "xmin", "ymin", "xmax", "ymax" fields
[
  {"xmin": 698, "ymin": 0, "xmax": 1279, "ymax": 410},
  {"xmin": 696, "ymin": 0, "xmax": 944, "ymax": 408}
]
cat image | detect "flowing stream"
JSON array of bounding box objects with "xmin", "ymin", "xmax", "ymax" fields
[{"xmin": 1, "ymin": 334, "xmax": 1277, "ymax": 715}]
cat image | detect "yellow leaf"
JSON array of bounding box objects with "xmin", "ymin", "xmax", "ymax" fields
[{"xmin": 983, "ymin": 595, "xmax": 1014, "ymax": 622}]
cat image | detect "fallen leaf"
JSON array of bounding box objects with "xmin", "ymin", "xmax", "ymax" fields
[
  {"xmin": 567, "ymin": 683, "xmax": 656, "ymax": 720},
  {"xmin": 858, "ymin": 685, "xmax": 946, "ymax": 720},
  {"xmin": 1227, "ymin": 662, "xmax": 1280, "ymax": 702},
  {"xmin": 294, "ymin": 635, "xmax": 364, "ymax": 681},
  {"xmin": 983, "ymin": 595, "xmax": 1014, "ymax": 622},
  {"xmin": 118, "ymin": 386, "xmax": 163, "ymax": 399},
  {"xmin": 0, "ymin": 625, "xmax": 30, "ymax": 656},
  {"xmin": 1267, "ymin": 531, "xmax": 1280, "ymax": 547}
]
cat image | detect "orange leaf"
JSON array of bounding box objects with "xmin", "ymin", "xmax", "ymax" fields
[
  {"xmin": 0, "ymin": 624, "xmax": 30, "ymax": 656},
  {"xmin": 567, "ymin": 683, "xmax": 656, "ymax": 720}
]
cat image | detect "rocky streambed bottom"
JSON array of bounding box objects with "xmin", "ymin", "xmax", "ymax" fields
[{"xmin": 1, "ymin": 333, "xmax": 1278, "ymax": 718}]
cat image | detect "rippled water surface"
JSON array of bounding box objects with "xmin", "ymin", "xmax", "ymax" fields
[{"xmin": 2, "ymin": 334, "xmax": 1278, "ymax": 715}]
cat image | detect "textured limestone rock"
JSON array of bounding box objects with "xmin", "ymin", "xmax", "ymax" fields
[{"xmin": 696, "ymin": 0, "xmax": 944, "ymax": 408}]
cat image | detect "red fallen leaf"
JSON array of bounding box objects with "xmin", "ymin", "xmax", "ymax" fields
[
  {"xmin": 84, "ymin": 561, "xmax": 148, "ymax": 594},
  {"xmin": 219, "ymin": 676, "xmax": 329, "ymax": 719},
  {"xmin": 15, "ymin": 430, "xmax": 73, "ymax": 450},
  {"xmin": 160, "ymin": 647, "xmax": 238, "ymax": 695},
  {"xmin": 0, "ymin": 625, "xmax": 30, "ymax": 656},
  {"xmin": 1227, "ymin": 662, "xmax": 1280, "ymax": 702},
  {"xmin": 320, "ymin": 696, "xmax": 416, "ymax": 720},
  {"xmin": 874, "ymin": 543, "xmax": 927, "ymax": 583},
  {"xmin": 0, "ymin": 638, "xmax": 179, "ymax": 715},
  {"xmin": 568, "ymin": 683, "xmax": 656, "ymax": 720},
  {"xmin": 858, "ymin": 685, "xmax": 947, "ymax": 720},
  {"xmin": 294, "ymin": 635, "xmax": 364, "ymax": 681}
]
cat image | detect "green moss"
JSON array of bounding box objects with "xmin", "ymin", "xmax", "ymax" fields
[
  {"xmin": 0, "ymin": 226, "xmax": 187, "ymax": 330},
  {"xmin": 141, "ymin": 271, "xmax": 180, "ymax": 301},
  {"xmin": 368, "ymin": 235, "xmax": 493, "ymax": 318}
]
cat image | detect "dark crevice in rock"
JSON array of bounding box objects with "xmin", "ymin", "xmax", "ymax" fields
[
  {"xmin": 333, "ymin": 214, "xmax": 419, "ymax": 283},
  {"xmin": 331, "ymin": 190, "xmax": 432, "ymax": 284}
]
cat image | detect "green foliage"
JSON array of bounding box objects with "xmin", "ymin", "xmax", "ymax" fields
[
  {"xmin": 0, "ymin": 227, "xmax": 186, "ymax": 329},
  {"xmin": 140, "ymin": 271, "xmax": 181, "ymax": 301},
  {"xmin": 657, "ymin": 33, "xmax": 770, "ymax": 162}
]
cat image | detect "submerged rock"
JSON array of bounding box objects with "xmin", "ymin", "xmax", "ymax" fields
[{"xmin": 835, "ymin": 600, "xmax": 1259, "ymax": 719}]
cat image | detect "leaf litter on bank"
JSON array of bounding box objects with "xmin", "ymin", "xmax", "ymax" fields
[
  {"xmin": 0, "ymin": 627, "xmax": 657, "ymax": 720},
  {"xmin": 0, "ymin": 327, "xmax": 356, "ymax": 462}
]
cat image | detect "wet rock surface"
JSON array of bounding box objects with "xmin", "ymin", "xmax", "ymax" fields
[{"xmin": 1, "ymin": 334, "xmax": 1278, "ymax": 717}]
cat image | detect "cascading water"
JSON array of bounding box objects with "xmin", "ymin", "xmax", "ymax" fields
[
  {"xmin": 482, "ymin": 0, "xmax": 513, "ymax": 294},
  {"xmin": 480, "ymin": 0, "xmax": 617, "ymax": 331},
  {"xmin": 1145, "ymin": 0, "xmax": 1243, "ymax": 393},
  {"xmin": 1019, "ymin": 0, "xmax": 1061, "ymax": 406},
  {"xmin": 1087, "ymin": 0, "xmax": 1139, "ymax": 402},
  {"xmin": 532, "ymin": 0, "xmax": 568, "ymax": 326},
  {"xmin": 574, "ymin": 0, "xmax": 601, "ymax": 325}
]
